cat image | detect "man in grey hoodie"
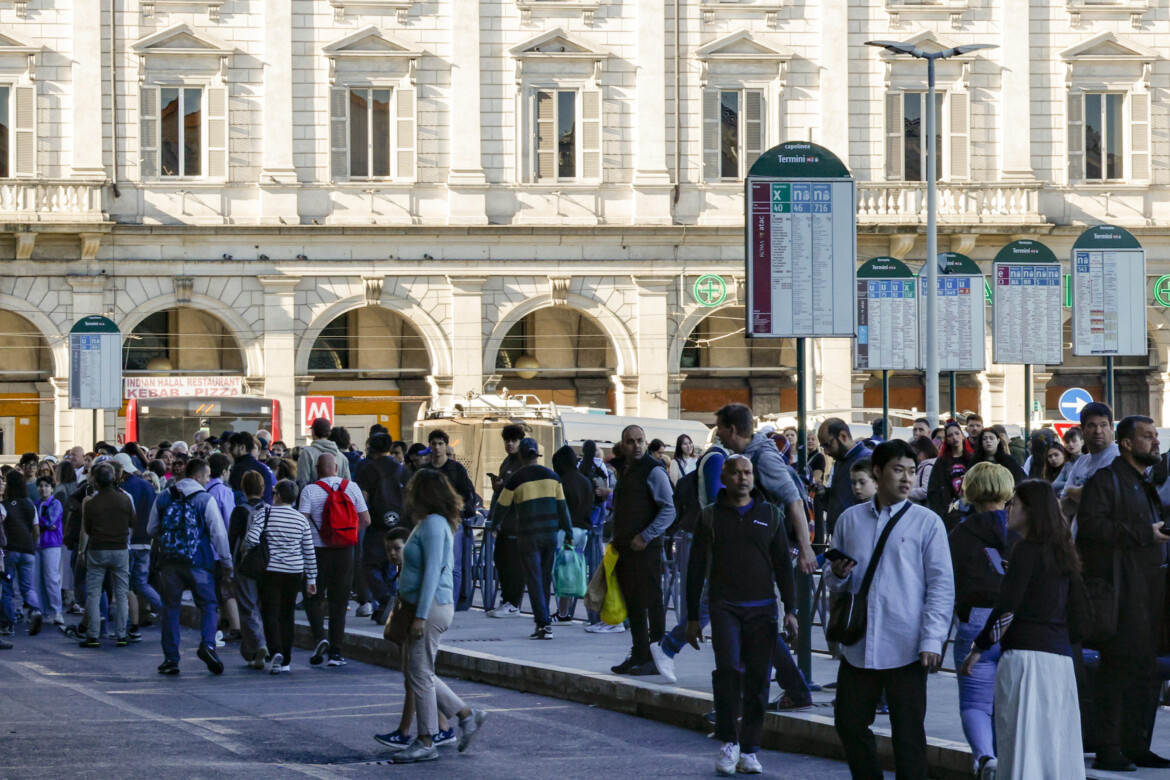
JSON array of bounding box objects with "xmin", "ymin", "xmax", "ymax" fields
[
  {"xmin": 298, "ymin": 418, "xmax": 351, "ymax": 485},
  {"xmin": 147, "ymin": 458, "xmax": 233, "ymax": 676}
]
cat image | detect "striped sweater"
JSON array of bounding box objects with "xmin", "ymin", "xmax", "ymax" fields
[
  {"xmin": 243, "ymin": 505, "xmax": 318, "ymax": 584},
  {"xmin": 493, "ymin": 464, "xmax": 572, "ymax": 547}
]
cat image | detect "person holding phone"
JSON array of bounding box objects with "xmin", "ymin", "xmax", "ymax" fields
[
  {"xmin": 948, "ymin": 462, "xmax": 1017, "ymax": 778},
  {"xmin": 685, "ymin": 454, "xmax": 797, "ymax": 776}
]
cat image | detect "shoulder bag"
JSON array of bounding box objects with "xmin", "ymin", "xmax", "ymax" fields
[
  {"xmin": 826, "ymin": 502, "xmax": 912, "ymax": 646},
  {"xmin": 238, "ymin": 507, "xmax": 271, "ymax": 581},
  {"xmin": 385, "ymin": 597, "xmax": 417, "ymax": 645}
]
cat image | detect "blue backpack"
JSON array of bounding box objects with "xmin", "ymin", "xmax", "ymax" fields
[{"xmin": 158, "ymin": 486, "xmax": 204, "ymax": 564}]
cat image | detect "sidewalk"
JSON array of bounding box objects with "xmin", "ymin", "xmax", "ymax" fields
[{"xmin": 279, "ymin": 602, "xmax": 1170, "ymax": 780}]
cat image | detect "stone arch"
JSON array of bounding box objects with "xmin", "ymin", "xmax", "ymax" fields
[
  {"xmin": 669, "ymin": 302, "xmax": 741, "ymax": 372},
  {"xmin": 119, "ymin": 293, "xmax": 263, "ymax": 378},
  {"xmin": 483, "ymin": 292, "xmax": 637, "ymax": 377},
  {"xmin": 0, "ymin": 294, "xmax": 67, "ymax": 377},
  {"xmin": 296, "ymin": 294, "xmax": 452, "ymax": 378}
]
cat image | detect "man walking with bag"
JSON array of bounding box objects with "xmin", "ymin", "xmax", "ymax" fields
[
  {"xmin": 685, "ymin": 454, "xmax": 797, "ymax": 776},
  {"xmin": 298, "ymin": 452, "xmax": 370, "ymax": 667},
  {"xmin": 1077, "ymin": 415, "xmax": 1170, "ymax": 771},
  {"xmin": 823, "ymin": 439, "xmax": 954, "ymax": 780}
]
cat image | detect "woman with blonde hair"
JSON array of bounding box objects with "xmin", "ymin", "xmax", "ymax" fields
[
  {"xmin": 390, "ymin": 469, "xmax": 487, "ymax": 764},
  {"xmin": 949, "ymin": 461, "xmax": 1017, "ymax": 778}
]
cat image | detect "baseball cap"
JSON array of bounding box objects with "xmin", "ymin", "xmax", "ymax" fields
[
  {"xmin": 112, "ymin": 453, "xmax": 138, "ymax": 473},
  {"xmin": 519, "ymin": 437, "xmax": 540, "ymax": 458}
]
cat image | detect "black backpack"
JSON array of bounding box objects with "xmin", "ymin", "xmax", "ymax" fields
[
  {"xmin": 670, "ymin": 468, "xmax": 702, "ymax": 535},
  {"xmin": 364, "ymin": 458, "xmax": 406, "ymax": 530}
]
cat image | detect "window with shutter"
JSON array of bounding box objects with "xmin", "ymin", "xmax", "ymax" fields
[
  {"xmin": 1081, "ymin": 92, "xmax": 1124, "ymax": 181},
  {"xmin": 948, "ymin": 91, "xmax": 969, "ymax": 181},
  {"xmin": 900, "ymin": 91, "xmax": 942, "ymax": 182},
  {"xmin": 395, "ymin": 86, "xmax": 416, "ymax": 181},
  {"xmin": 158, "ymin": 86, "xmax": 203, "ymax": 178},
  {"xmin": 1152, "ymin": 99, "xmax": 1170, "ymax": 185},
  {"xmin": 140, "ymin": 86, "xmax": 159, "ymax": 179},
  {"xmin": 581, "ymin": 89, "xmax": 600, "ymax": 180},
  {"xmin": 1130, "ymin": 92, "xmax": 1150, "ymax": 181},
  {"xmin": 13, "ymin": 85, "xmax": 34, "ymax": 178},
  {"xmin": 885, "ymin": 92, "xmax": 903, "ymax": 181},
  {"xmin": 535, "ymin": 90, "xmax": 555, "ymax": 181},
  {"xmin": 702, "ymin": 90, "xmax": 720, "ymax": 181},
  {"xmin": 330, "ymin": 87, "xmax": 349, "ymax": 182},
  {"xmin": 1067, "ymin": 92, "xmax": 1083, "ymax": 183},
  {"xmin": 206, "ymin": 86, "xmax": 227, "ymax": 179},
  {"xmin": 744, "ymin": 90, "xmax": 763, "ymax": 175}
]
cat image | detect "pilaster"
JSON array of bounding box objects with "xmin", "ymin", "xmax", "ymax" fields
[
  {"xmin": 258, "ymin": 275, "xmax": 299, "ymax": 442},
  {"xmin": 1001, "ymin": 0, "xmax": 1034, "ymax": 180},
  {"xmin": 633, "ymin": 0, "xmax": 673, "ymax": 224},
  {"xmin": 71, "ymin": 0, "xmax": 106, "ymax": 178},
  {"xmin": 447, "ymin": 276, "xmax": 487, "ymax": 399},
  {"xmin": 260, "ymin": 0, "xmax": 299, "ymax": 222},
  {"xmin": 447, "ymin": 0, "xmax": 488, "ymax": 225},
  {"xmin": 634, "ymin": 277, "xmax": 670, "ymax": 417}
]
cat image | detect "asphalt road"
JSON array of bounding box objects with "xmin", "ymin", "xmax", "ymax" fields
[{"xmin": 0, "ymin": 625, "xmax": 860, "ymax": 779}]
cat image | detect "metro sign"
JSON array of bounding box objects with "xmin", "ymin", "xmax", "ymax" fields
[{"xmin": 302, "ymin": 395, "xmax": 334, "ymax": 435}]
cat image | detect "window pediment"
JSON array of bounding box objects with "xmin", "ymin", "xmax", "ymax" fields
[
  {"xmin": 695, "ymin": 30, "xmax": 792, "ymax": 85},
  {"xmin": 511, "ymin": 28, "xmax": 610, "ymax": 83},
  {"xmin": 0, "ymin": 25, "xmax": 41, "ymax": 80},
  {"xmin": 324, "ymin": 26, "xmax": 423, "ymax": 85},
  {"xmin": 1062, "ymin": 32, "xmax": 1156, "ymax": 89},
  {"xmin": 1061, "ymin": 31, "xmax": 1157, "ymax": 63},
  {"xmin": 879, "ymin": 32, "xmax": 982, "ymax": 90},
  {"xmin": 132, "ymin": 24, "xmax": 233, "ymax": 81}
]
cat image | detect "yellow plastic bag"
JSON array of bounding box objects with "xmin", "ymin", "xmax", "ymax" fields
[{"xmin": 600, "ymin": 543, "xmax": 627, "ymax": 626}]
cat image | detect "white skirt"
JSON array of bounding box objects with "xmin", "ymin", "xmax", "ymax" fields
[{"xmin": 994, "ymin": 649, "xmax": 1085, "ymax": 780}]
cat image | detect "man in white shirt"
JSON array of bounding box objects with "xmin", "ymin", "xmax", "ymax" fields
[
  {"xmin": 298, "ymin": 452, "xmax": 369, "ymax": 667},
  {"xmin": 823, "ymin": 439, "xmax": 954, "ymax": 780}
]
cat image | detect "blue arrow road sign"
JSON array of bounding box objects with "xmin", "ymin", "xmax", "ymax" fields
[{"xmin": 1058, "ymin": 388, "xmax": 1093, "ymax": 423}]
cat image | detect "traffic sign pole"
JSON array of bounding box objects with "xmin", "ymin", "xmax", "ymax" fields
[
  {"xmin": 882, "ymin": 369, "xmax": 890, "ymax": 439},
  {"xmin": 1106, "ymin": 356, "xmax": 1115, "ymax": 411},
  {"xmin": 949, "ymin": 371, "xmax": 956, "ymax": 419},
  {"xmin": 795, "ymin": 336, "xmax": 811, "ymax": 681},
  {"xmin": 1024, "ymin": 365, "xmax": 1032, "ymax": 442}
]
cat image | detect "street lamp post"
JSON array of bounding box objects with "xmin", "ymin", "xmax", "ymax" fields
[{"xmin": 865, "ymin": 41, "xmax": 996, "ymax": 427}]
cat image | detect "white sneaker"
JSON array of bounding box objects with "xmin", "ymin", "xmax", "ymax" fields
[
  {"xmin": 215, "ymin": 630, "xmax": 226, "ymax": 648},
  {"xmin": 268, "ymin": 652, "xmax": 283, "ymax": 675},
  {"xmin": 487, "ymin": 603, "xmax": 522, "ymax": 618},
  {"xmin": 716, "ymin": 742, "xmax": 740, "ymax": 776},
  {"xmin": 649, "ymin": 643, "xmax": 677, "ymax": 683},
  {"xmin": 584, "ymin": 621, "xmax": 627, "ymax": 634},
  {"xmin": 355, "ymin": 602, "xmax": 373, "ymax": 617},
  {"xmin": 979, "ymin": 756, "xmax": 998, "ymax": 780},
  {"xmin": 736, "ymin": 752, "xmax": 762, "ymax": 774}
]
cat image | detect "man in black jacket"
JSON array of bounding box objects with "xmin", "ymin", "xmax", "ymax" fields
[
  {"xmin": 817, "ymin": 418, "xmax": 872, "ymax": 536},
  {"xmin": 1078, "ymin": 415, "xmax": 1170, "ymax": 771},
  {"xmin": 610, "ymin": 425, "xmax": 676, "ymax": 677},
  {"xmin": 354, "ymin": 433, "xmax": 408, "ymax": 621},
  {"xmin": 551, "ymin": 444, "xmax": 593, "ymax": 623},
  {"xmin": 488, "ymin": 425, "xmax": 526, "ymax": 618},
  {"xmin": 685, "ymin": 454, "xmax": 797, "ymax": 776}
]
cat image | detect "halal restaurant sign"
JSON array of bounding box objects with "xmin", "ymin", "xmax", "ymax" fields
[{"xmin": 124, "ymin": 376, "xmax": 245, "ymax": 399}]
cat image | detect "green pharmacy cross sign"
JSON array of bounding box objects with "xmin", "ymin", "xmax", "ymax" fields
[{"xmin": 693, "ymin": 274, "xmax": 728, "ymax": 307}]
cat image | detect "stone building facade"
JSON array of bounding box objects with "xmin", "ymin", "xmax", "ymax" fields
[{"xmin": 1, "ymin": 0, "xmax": 1170, "ymax": 453}]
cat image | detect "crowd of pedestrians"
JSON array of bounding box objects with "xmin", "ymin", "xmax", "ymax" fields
[{"xmin": 1, "ymin": 401, "xmax": 1168, "ymax": 777}]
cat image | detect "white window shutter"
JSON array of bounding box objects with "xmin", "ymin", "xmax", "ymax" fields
[
  {"xmin": 702, "ymin": 90, "xmax": 719, "ymax": 180},
  {"xmin": 1131, "ymin": 92, "xmax": 1150, "ymax": 181},
  {"xmin": 744, "ymin": 90, "xmax": 764, "ymax": 175},
  {"xmin": 1152, "ymin": 98, "xmax": 1170, "ymax": 185},
  {"xmin": 395, "ymin": 86, "xmax": 416, "ymax": 181},
  {"xmin": 330, "ymin": 87, "xmax": 349, "ymax": 182},
  {"xmin": 885, "ymin": 91, "xmax": 903, "ymax": 181},
  {"xmin": 535, "ymin": 90, "xmax": 555, "ymax": 181},
  {"xmin": 1067, "ymin": 92, "xmax": 1083, "ymax": 184},
  {"xmin": 948, "ymin": 92, "xmax": 969, "ymax": 181},
  {"xmin": 581, "ymin": 89, "xmax": 601, "ymax": 180},
  {"xmin": 140, "ymin": 86, "xmax": 159, "ymax": 180},
  {"xmin": 206, "ymin": 86, "xmax": 227, "ymax": 179},
  {"xmin": 12, "ymin": 85, "xmax": 35, "ymax": 178}
]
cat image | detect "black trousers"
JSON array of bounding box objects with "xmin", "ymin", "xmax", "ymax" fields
[
  {"xmin": 1096, "ymin": 649, "xmax": 1160, "ymax": 755},
  {"xmin": 258, "ymin": 571, "xmax": 301, "ymax": 662},
  {"xmin": 710, "ymin": 602, "xmax": 777, "ymax": 753},
  {"xmin": 305, "ymin": 547, "xmax": 354, "ymax": 651},
  {"xmin": 614, "ymin": 542, "xmax": 665, "ymax": 663},
  {"xmin": 494, "ymin": 534, "xmax": 524, "ymax": 609},
  {"xmin": 834, "ymin": 659, "xmax": 928, "ymax": 780}
]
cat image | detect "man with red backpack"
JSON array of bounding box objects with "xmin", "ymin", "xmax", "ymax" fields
[{"xmin": 298, "ymin": 452, "xmax": 370, "ymax": 667}]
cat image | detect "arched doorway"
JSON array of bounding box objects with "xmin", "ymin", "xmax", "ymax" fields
[
  {"xmin": 493, "ymin": 306, "xmax": 617, "ymax": 410},
  {"xmin": 1045, "ymin": 319, "xmax": 1153, "ymax": 419},
  {"xmin": 0, "ymin": 310, "xmax": 52, "ymax": 455},
  {"xmin": 306, "ymin": 306, "xmax": 432, "ymax": 441},
  {"xmin": 677, "ymin": 306, "xmax": 795, "ymax": 420},
  {"xmin": 124, "ymin": 308, "xmax": 245, "ymax": 374}
]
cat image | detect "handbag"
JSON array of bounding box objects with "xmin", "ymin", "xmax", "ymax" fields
[
  {"xmin": 385, "ymin": 597, "xmax": 417, "ymax": 645},
  {"xmin": 238, "ymin": 507, "xmax": 271, "ymax": 581},
  {"xmin": 554, "ymin": 546, "xmax": 588, "ymax": 599},
  {"xmin": 826, "ymin": 503, "xmax": 911, "ymax": 646}
]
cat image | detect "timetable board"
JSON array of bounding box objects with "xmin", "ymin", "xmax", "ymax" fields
[
  {"xmin": 933, "ymin": 252, "xmax": 986, "ymax": 372},
  {"xmin": 1070, "ymin": 225, "xmax": 1146, "ymax": 357},
  {"xmin": 855, "ymin": 257, "xmax": 918, "ymax": 371},
  {"xmin": 992, "ymin": 240, "xmax": 1063, "ymax": 365},
  {"xmin": 745, "ymin": 143, "xmax": 855, "ymax": 338},
  {"xmin": 69, "ymin": 315, "xmax": 122, "ymax": 410}
]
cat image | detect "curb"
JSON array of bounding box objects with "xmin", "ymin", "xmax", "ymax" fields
[{"xmin": 182, "ymin": 605, "xmax": 973, "ymax": 778}]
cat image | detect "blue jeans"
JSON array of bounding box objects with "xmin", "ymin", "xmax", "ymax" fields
[
  {"xmin": 2, "ymin": 551, "xmax": 41, "ymax": 625},
  {"xmin": 952, "ymin": 608, "xmax": 1001, "ymax": 764},
  {"xmin": 519, "ymin": 540, "xmax": 556, "ymax": 628},
  {"xmin": 129, "ymin": 548, "xmax": 163, "ymax": 611},
  {"xmin": 159, "ymin": 562, "xmax": 218, "ymax": 662}
]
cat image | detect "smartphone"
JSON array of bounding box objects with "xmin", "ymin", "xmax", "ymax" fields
[
  {"xmin": 488, "ymin": 473, "xmax": 499, "ymax": 481},
  {"xmin": 825, "ymin": 548, "xmax": 857, "ymax": 566},
  {"xmin": 985, "ymin": 548, "xmax": 1005, "ymax": 575}
]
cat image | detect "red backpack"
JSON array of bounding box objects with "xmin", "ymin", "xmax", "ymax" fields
[{"xmin": 314, "ymin": 479, "xmax": 360, "ymax": 548}]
